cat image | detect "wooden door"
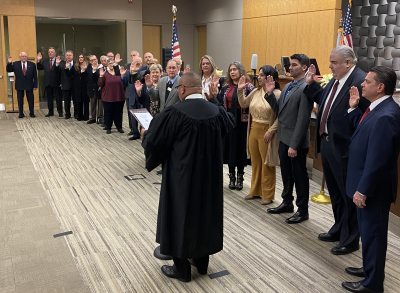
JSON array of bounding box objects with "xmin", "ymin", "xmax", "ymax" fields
[
  {"xmin": 142, "ymin": 25, "xmax": 161, "ymax": 65},
  {"xmin": 0, "ymin": 16, "xmax": 7, "ymax": 108},
  {"xmin": 197, "ymin": 25, "xmax": 207, "ymax": 61}
]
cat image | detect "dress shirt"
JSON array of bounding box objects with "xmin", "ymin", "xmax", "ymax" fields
[
  {"xmin": 168, "ymin": 75, "xmax": 178, "ymax": 85},
  {"xmin": 348, "ymin": 95, "xmax": 390, "ymax": 113},
  {"xmin": 201, "ymin": 75, "xmax": 212, "ymax": 99},
  {"xmin": 321, "ymin": 66, "xmax": 355, "ymax": 134},
  {"xmin": 185, "ymin": 93, "xmax": 203, "ymax": 100},
  {"xmin": 21, "ymin": 61, "xmax": 27, "ymax": 71}
]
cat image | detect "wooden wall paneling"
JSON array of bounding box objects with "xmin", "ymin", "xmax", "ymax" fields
[
  {"xmin": 296, "ymin": 10, "xmax": 340, "ymax": 75},
  {"xmin": 241, "ymin": 17, "xmax": 268, "ymax": 71},
  {"xmin": 265, "ymin": 14, "xmax": 299, "ymax": 68},
  {"xmin": 0, "ymin": 0, "xmax": 35, "ymax": 16},
  {"xmin": 142, "ymin": 25, "xmax": 161, "ymax": 65},
  {"xmin": 7, "ymin": 15, "xmax": 38, "ymax": 110},
  {"xmin": 243, "ymin": 0, "xmax": 268, "ymax": 19},
  {"xmin": 0, "ymin": 16, "xmax": 8, "ymax": 107},
  {"xmin": 197, "ymin": 26, "xmax": 207, "ymax": 61},
  {"xmin": 267, "ymin": 0, "xmax": 299, "ymax": 17},
  {"xmin": 297, "ymin": 0, "xmax": 341, "ymax": 13}
]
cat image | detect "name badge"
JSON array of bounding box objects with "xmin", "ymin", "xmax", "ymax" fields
[{"xmin": 167, "ymin": 87, "xmax": 172, "ymax": 91}]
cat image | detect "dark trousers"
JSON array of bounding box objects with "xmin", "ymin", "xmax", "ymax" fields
[
  {"xmin": 17, "ymin": 90, "xmax": 34, "ymax": 116},
  {"xmin": 357, "ymin": 199, "xmax": 391, "ymax": 292},
  {"xmin": 75, "ymin": 101, "xmax": 90, "ymax": 120},
  {"xmin": 129, "ymin": 103, "xmax": 140, "ymax": 136},
  {"xmin": 278, "ymin": 141, "xmax": 309, "ymax": 214},
  {"xmin": 103, "ymin": 101, "xmax": 124, "ymax": 130},
  {"xmin": 126, "ymin": 98, "xmax": 132, "ymax": 129},
  {"xmin": 172, "ymin": 256, "xmax": 209, "ymax": 279},
  {"xmin": 46, "ymin": 86, "xmax": 62, "ymax": 115},
  {"xmin": 320, "ymin": 138, "xmax": 360, "ymax": 247},
  {"xmin": 62, "ymin": 89, "xmax": 73, "ymax": 117}
]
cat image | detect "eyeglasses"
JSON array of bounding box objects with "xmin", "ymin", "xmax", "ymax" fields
[{"xmin": 167, "ymin": 67, "xmax": 177, "ymax": 70}]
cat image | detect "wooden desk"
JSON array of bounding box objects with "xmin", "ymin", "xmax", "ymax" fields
[{"xmin": 278, "ymin": 76, "xmax": 293, "ymax": 89}]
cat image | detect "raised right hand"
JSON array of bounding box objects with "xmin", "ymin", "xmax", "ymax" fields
[
  {"xmin": 144, "ymin": 74, "xmax": 153, "ymax": 87},
  {"xmin": 37, "ymin": 52, "xmax": 42, "ymax": 62},
  {"xmin": 205, "ymin": 82, "xmax": 218, "ymax": 101},
  {"xmin": 99, "ymin": 67, "xmax": 105, "ymax": 77},
  {"xmin": 237, "ymin": 75, "xmax": 246, "ymax": 91},
  {"xmin": 306, "ymin": 64, "xmax": 316, "ymax": 85},
  {"xmin": 264, "ymin": 75, "xmax": 275, "ymax": 95},
  {"xmin": 8, "ymin": 56, "xmax": 13, "ymax": 63},
  {"xmin": 135, "ymin": 80, "xmax": 143, "ymax": 92},
  {"xmin": 349, "ymin": 86, "xmax": 360, "ymax": 109}
]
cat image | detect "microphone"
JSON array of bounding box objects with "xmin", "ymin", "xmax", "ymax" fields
[{"xmin": 250, "ymin": 54, "xmax": 258, "ymax": 70}]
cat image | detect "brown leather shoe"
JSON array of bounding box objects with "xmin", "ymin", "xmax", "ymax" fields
[
  {"xmin": 260, "ymin": 199, "xmax": 273, "ymax": 205},
  {"xmin": 245, "ymin": 194, "xmax": 259, "ymax": 200}
]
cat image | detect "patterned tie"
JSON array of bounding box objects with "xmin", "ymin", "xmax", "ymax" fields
[
  {"xmin": 23, "ymin": 63, "xmax": 26, "ymax": 75},
  {"xmin": 319, "ymin": 80, "xmax": 340, "ymax": 136},
  {"xmin": 359, "ymin": 107, "xmax": 370, "ymax": 124},
  {"xmin": 50, "ymin": 59, "xmax": 53, "ymax": 70}
]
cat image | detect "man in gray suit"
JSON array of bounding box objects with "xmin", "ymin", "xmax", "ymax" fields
[
  {"xmin": 264, "ymin": 54, "xmax": 313, "ymax": 224},
  {"xmin": 145, "ymin": 59, "xmax": 180, "ymax": 112}
]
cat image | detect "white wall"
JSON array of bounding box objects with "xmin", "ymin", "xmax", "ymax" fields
[
  {"xmin": 35, "ymin": 0, "xmax": 143, "ymax": 57},
  {"xmin": 193, "ymin": 0, "xmax": 243, "ymax": 73}
]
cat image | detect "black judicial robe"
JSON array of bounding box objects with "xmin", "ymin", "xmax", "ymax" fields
[{"xmin": 142, "ymin": 97, "xmax": 234, "ymax": 259}]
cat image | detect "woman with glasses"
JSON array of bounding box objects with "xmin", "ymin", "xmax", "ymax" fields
[
  {"xmin": 97, "ymin": 58, "xmax": 128, "ymax": 134},
  {"xmin": 238, "ymin": 65, "xmax": 281, "ymax": 205},
  {"xmin": 216, "ymin": 61, "xmax": 255, "ymax": 190}
]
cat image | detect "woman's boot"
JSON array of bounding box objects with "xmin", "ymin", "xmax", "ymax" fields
[
  {"xmin": 228, "ymin": 173, "xmax": 236, "ymax": 190},
  {"xmin": 236, "ymin": 172, "xmax": 244, "ymax": 190}
]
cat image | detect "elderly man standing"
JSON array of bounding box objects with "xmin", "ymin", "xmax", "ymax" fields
[
  {"xmin": 37, "ymin": 47, "xmax": 61, "ymax": 117},
  {"xmin": 304, "ymin": 46, "xmax": 370, "ymax": 255},
  {"xmin": 59, "ymin": 50, "xmax": 74, "ymax": 119},
  {"xmin": 141, "ymin": 72, "xmax": 233, "ymax": 282},
  {"xmin": 6, "ymin": 52, "xmax": 37, "ymax": 118},
  {"xmin": 146, "ymin": 59, "xmax": 180, "ymax": 112}
]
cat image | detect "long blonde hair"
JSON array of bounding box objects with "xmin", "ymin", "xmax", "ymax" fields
[{"xmin": 198, "ymin": 55, "xmax": 217, "ymax": 78}]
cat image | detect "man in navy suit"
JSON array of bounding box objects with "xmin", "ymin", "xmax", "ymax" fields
[
  {"xmin": 6, "ymin": 52, "xmax": 37, "ymax": 118},
  {"xmin": 304, "ymin": 46, "xmax": 370, "ymax": 255},
  {"xmin": 37, "ymin": 47, "xmax": 61, "ymax": 117},
  {"xmin": 342, "ymin": 66, "xmax": 400, "ymax": 293}
]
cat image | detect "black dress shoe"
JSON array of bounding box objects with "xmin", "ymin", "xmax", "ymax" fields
[
  {"xmin": 342, "ymin": 281, "xmax": 379, "ymax": 293},
  {"xmin": 267, "ymin": 202, "xmax": 294, "ymax": 214},
  {"xmin": 118, "ymin": 129, "xmax": 124, "ymax": 133},
  {"xmin": 45, "ymin": 113, "xmax": 54, "ymax": 117},
  {"xmin": 106, "ymin": 130, "xmax": 111, "ymax": 134},
  {"xmin": 189, "ymin": 259, "xmax": 207, "ymax": 275},
  {"xmin": 318, "ymin": 233, "xmax": 340, "ymax": 242},
  {"xmin": 101, "ymin": 123, "xmax": 105, "ymax": 127},
  {"xmin": 59, "ymin": 114, "xmax": 63, "ymax": 118},
  {"xmin": 331, "ymin": 244, "xmax": 359, "ymax": 255},
  {"xmin": 285, "ymin": 212, "xmax": 309, "ymax": 224},
  {"xmin": 103, "ymin": 127, "xmax": 107, "ymax": 130},
  {"xmin": 127, "ymin": 130, "xmax": 134, "ymax": 136},
  {"xmin": 129, "ymin": 135, "xmax": 140, "ymax": 140},
  {"xmin": 87, "ymin": 119, "xmax": 96, "ymax": 124},
  {"xmin": 161, "ymin": 265, "xmax": 191, "ymax": 282},
  {"xmin": 153, "ymin": 246, "xmax": 172, "ymax": 260},
  {"xmin": 30, "ymin": 114, "xmax": 35, "ymax": 118},
  {"xmin": 157, "ymin": 170, "xmax": 162, "ymax": 175},
  {"xmin": 18, "ymin": 114, "xmax": 24, "ymax": 118},
  {"xmin": 345, "ymin": 267, "xmax": 364, "ymax": 278},
  {"xmin": 65, "ymin": 115, "xmax": 71, "ymax": 119}
]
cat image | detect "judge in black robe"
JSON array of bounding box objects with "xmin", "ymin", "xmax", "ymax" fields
[{"xmin": 141, "ymin": 72, "xmax": 234, "ymax": 282}]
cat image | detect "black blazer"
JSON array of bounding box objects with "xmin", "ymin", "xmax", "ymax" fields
[
  {"xmin": 86, "ymin": 64, "xmax": 99, "ymax": 98},
  {"xmin": 6, "ymin": 61, "xmax": 37, "ymax": 91},
  {"xmin": 304, "ymin": 67, "xmax": 370, "ymax": 161},
  {"xmin": 59, "ymin": 60, "xmax": 74, "ymax": 91},
  {"xmin": 37, "ymin": 58, "xmax": 60, "ymax": 88}
]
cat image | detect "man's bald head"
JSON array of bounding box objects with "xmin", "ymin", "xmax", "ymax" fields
[{"xmin": 178, "ymin": 72, "xmax": 203, "ymax": 101}]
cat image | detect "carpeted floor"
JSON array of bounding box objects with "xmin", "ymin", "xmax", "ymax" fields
[{"xmin": 1, "ymin": 109, "xmax": 399, "ymax": 293}]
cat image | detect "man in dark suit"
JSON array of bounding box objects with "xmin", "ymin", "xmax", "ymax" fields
[
  {"xmin": 264, "ymin": 54, "xmax": 314, "ymax": 224},
  {"xmin": 341, "ymin": 66, "xmax": 400, "ymax": 293},
  {"xmin": 304, "ymin": 46, "xmax": 370, "ymax": 255},
  {"xmin": 87, "ymin": 55, "xmax": 103, "ymax": 124},
  {"xmin": 6, "ymin": 52, "xmax": 37, "ymax": 118},
  {"xmin": 37, "ymin": 47, "xmax": 62, "ymax": 117},
  {"xmin": 59, "ymin": 50, "xmax": 74, "ymax": 119},
  {"xmin": 124, "ymin": 50, "xmax": 140, "ymax": 134}
]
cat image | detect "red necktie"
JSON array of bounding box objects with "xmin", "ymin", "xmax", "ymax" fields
[
  {"xmin": 23, "ymin": 63, "xmax": 26, "ymax": 75},
  {"xmin": 50, "ymin": 59, "xmax": 53, "ymax": 70},
  {"xmin": 359, "ymin": 107, "xmax": 370, "ymax": 124},
  {"xmin": 319, "ymin": 80, "xmax": 340, "ymax": 136}
]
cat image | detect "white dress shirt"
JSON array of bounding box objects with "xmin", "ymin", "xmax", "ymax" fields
[
  {"xmin": 321, "ymin": 66, "xmax": 356, "ymax": 134},
  {"xmin": 21, "ymin": 61, "xmax": 27, "ymax": 71},
  {"xmin": 201, "ymin": 75, "xmax": 212, "ymax": 99},
  {"xmin": 185, "ymin": 93, "xmax": 204, "ymax": 100}
]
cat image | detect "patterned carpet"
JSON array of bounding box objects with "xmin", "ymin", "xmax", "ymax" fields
[{"xmin": 1, "ymin": 109, "xmax": 399, "ymax": 293}]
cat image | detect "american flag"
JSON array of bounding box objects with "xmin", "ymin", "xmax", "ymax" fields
[
  {"xmin": 342, "ymin": 2, "xmax": 353, "ymax": 48},
  {"xmin": 171, "ymin": 15, "xmax": 181, "ymax": 59}
]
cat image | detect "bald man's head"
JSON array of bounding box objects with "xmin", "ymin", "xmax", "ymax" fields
[{"xmin": 177, "ymin": 72, "xmax": 203, "ymax": 101}]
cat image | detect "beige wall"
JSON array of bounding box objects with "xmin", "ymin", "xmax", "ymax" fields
[{"xmin": 35, "ymin": 0, "xmax": 142, "ymax": 57}]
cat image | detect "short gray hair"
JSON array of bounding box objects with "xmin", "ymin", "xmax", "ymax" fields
[
  {"xmin": 100, "ymin": 55, "xmax": 107, "ymax": 61},
  {"xmin": 107, "ymin": 58, "xmax": 114, "ymax": 63},
  {"xmin": 167, "ymin": 59, "xmax": 180, "ymax": 68},
  {"xmin": 331, "ymin": 46, "xmax": 357, "ymax": 64}
]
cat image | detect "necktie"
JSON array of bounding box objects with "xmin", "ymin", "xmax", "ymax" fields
[
  {"xmin": 359, "ymin": 107, "xmax": 370, "ymax": 124},
  {"xmin": 319, "ymin": 80, "xmax": 340, "ymax": 136},
  {"xmin": 23, "ymin": 63, "xmax": 26, "ymax": 75},
  {"xmin": 50, "ymin": 59, "xmax": 53, "ymax": 70},
  {"xmin": 69, "ymin": 63, "xmax": 72, "ymax": 70}
]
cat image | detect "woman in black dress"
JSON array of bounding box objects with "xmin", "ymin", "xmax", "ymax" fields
[{"xmin": 217, "ymin": 61, "xmax": 254, "ymax": 190}]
